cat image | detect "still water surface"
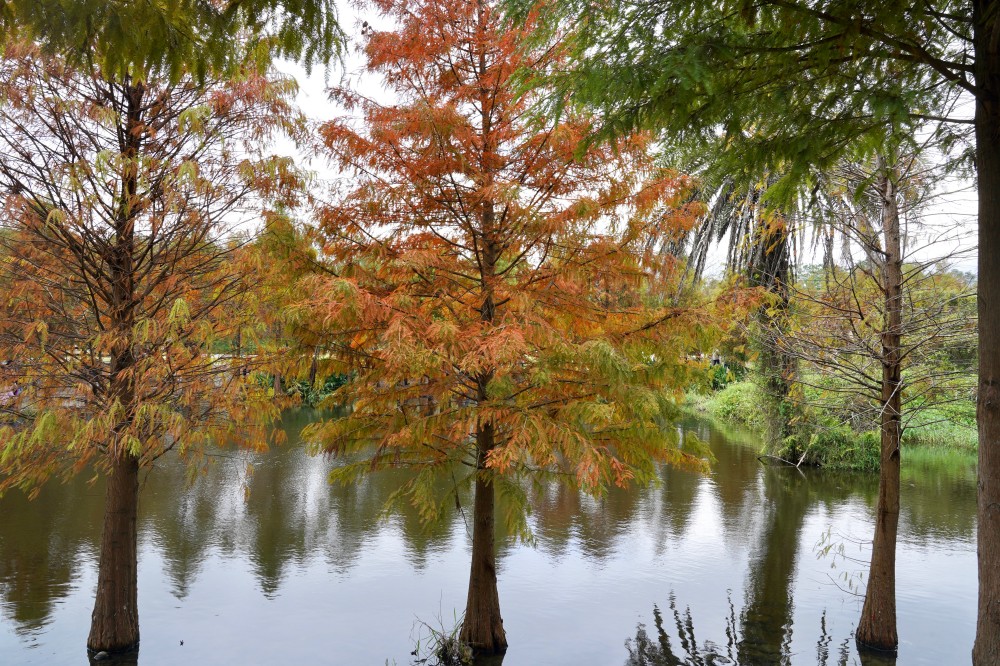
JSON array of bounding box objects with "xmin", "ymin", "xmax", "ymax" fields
[{"xmin": 0, "ymin": 412, "xmax": 977, "ymax": 665}]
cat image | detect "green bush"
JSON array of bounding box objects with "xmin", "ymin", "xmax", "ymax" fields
[
  {"xmin": 290, "ymin": 374, "xmax": 350, "ymax": 406},
  {"xmin": 814, "ymin": 429, "xmax": 880, "ymax": 471},
  {"xmin": 704, "ymin": 381, "xmax": 765, "ymax": 430},
  {"xmin": 709, "ymin": 361, "xmax": 746, "ymax": 390},
  {"xmin": 691, "ymin": 379, "xmax": 975, "ymax": 471},
  {"xmin": 765, "ymin": 427, "xmax": 878, "ymax": 471},
  {"xmin": 696, "ymin": 379, "xmax": 880, "ymax": 470}
]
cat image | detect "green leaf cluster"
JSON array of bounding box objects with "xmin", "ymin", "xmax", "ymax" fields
[{"xmin": 2, "ymin": 0, "xmax": 345, "ymax": 82}]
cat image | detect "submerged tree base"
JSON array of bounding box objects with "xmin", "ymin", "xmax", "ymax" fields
[
  {"xmin": 855, "ymin": 637, "xmax": 899, "ymax": 660},
  {"xmin": 411, "ymin": 616, "xmax": 507, "ymax": 666},
  {"xmin": 86, "ymin": 645, "xmax": 139, "ymax": 666}
]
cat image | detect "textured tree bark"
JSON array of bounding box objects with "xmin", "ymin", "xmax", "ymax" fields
[
  {"xmin": 856, "ymin": 167, "xmax": 902, "ymax": 653},
  {"xmin": 459, "ymin": 423, "xmax": 507, "ymax": 654},
  {"xmin": 974, "ymin": 1, "xmax": 1000, "ymax": 662},
  {"xmin": 87, "ymin": 453, "xmax": 141, "ymax": 652}
]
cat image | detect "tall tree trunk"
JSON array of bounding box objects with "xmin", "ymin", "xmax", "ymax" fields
[
  {"xmin": 856, "ymin": 167, "xmax": 902, "ymax": 653},
  {"xmin": 87, "ymin": 453, "xmax": 141, "ymax": 652},
  {"xmin": 974, "ymin": 1, "xmax": 1000, "ymax": 662},
  {"xmin": 461, "ymin": 212, "xmax": 506, "ymax": 651},
  {"xmin": 751, "ymin": 212, "xmax": 795, "ymax": 453},
  {"xmin": 459, "ymin": 422, "xmax": 507, "ymax": 654},
  {"xmin": 460, "ymin": 9, "xmax": 507, "ymax": 651},
  {"xmin": 88, "ymin": 81, "xmax": 143, "ymax": 653}
]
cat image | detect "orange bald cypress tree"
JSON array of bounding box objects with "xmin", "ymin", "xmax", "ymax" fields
[
  {"xmin": 305, "ymin": 0, "xmax": 729, "ymax": 653},
  {"xmin": 0, "ymin": 41, "xmax": 305, "ymax": 652}
]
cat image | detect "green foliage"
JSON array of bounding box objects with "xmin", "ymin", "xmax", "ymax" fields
[
  {"xmin": 288, "ymin": 374, "xmax": 350, "ymax": 407},
  {"xmin": 799, "ymin": 429, "xmax": 880, "ymax": 472},
  {"xmin": 696, "ymin": 379, "xmax": 976, "ymax": 471},
  {"xmin": 709, "ymin": 361, "xmax": 746, "ymax": 391},
  {"xmin": 2, "ymin": 0, "xmax": 345, "ymax": 82},
  {"xmin": 903, "ymin": 444, "xmax": 977, "ymax": 470},
  {"xmin": 524, "ymin": 0, "xmax": 975, "ymax": 205},
  {"xmin": 700, "ymin": 381, "xmax": 765, "ymax": 431},
  {"xmin": 902, "ymin": 404, "xmax": 978, "ymax": 453}
]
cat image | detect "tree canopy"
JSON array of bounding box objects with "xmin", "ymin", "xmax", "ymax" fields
[
  {"xmin": 0, "ymin": 37, "xmax": 309, "ymax": 650},
  {"xmin": 0, "ymin": 0, "xmax": 345, "ymax": 80},
  {"xmin": 524, "ymin": 0, "xmax": 976, "ymax": 196},
  {"xmin": 523, "ymin": 0, "xmax": 996, "ymax": 658}
]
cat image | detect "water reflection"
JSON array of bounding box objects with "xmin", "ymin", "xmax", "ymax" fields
[
  {"xmin": 624, "ymin": 599, "xmax": 856, "ymax": 666},
  {"xmin": 624, "ymin": 598, "xmax": 902, "ymax": 666},
  {"xmin": 0, "ymin": 412, "xmax": 977, "ymax": 665},
  {"xmin": 736, "ymin": 466, "xmax": 808, "ymax": 665},
  {"xmin": 141, "ymin": 410, "xmax": 471, "ymax": 598},
  {"xmin": 0, "ymin": 475, "xmax": 101, "ymax": 634}
]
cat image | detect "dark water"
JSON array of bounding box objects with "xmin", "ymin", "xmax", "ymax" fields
[{"xmin": 0, "ymin": 412, "xmax": 976, "ymax": 665}]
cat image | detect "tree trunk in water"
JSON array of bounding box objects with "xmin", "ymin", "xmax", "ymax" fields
[
  {"xmin": 856, "ymin": 494, "xmax": 900, "ymax": 652},
  {"xmin": 88, "ymin": 81, "xmax": 143, "ymax": 654},
  {"xmin": 460, "ymin": 16, "xmax": 507, "ymax": 652},
  {"xmin": 974, "ymin": 1, "xmax": 1000, "ymax": 662},
  {"xmin": 459, "ymin": 426, "xmax": 507, "ymax": 654},
  {"xmin": 274, "ymin": 373, "xmax": 284, "ymax": 397},
  {"xmin": 856, "ymin": 166, "xmax": 902, "ymax": 653},
  {"xmin": 87, "ymin": 453, "xmax": 140, "ymax": 652}
]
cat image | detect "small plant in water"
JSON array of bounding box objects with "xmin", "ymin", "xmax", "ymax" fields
[{"xmin": 410, "ymin": 612, "xmax": 474, "ymax": 666}]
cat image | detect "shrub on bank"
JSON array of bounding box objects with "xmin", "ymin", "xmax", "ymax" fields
[
  {"xmin": 702, "ymin": 381, "xmax": 766, "ymax": 431},
  {"xmin": 690, "ymin": 380, "xmax": 975, "ymax": 471},
  {"xmin": 793, "ymin": 428, "xmax": 880, "ymax": 472},
  {"xmin": 289, "ymin": 374, "xmax": 350, "ymax": 406}
]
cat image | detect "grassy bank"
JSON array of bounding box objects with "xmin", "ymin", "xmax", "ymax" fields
[{"xmin": 685, "ymin": 380, "xmax": 977, "ymax": 471}]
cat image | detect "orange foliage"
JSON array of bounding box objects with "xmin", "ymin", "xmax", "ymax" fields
[
  {"xmin": 0, "ymin": 42, "xmax": 304, "ymax": 493},
  {"xmin": 303, "ymin": 0, "xmax": 739, "ymax": 510}
]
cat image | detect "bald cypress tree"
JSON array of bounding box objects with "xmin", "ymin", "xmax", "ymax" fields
[
  {"xmin": 528, "ymin": 0, "xmax": 994, "ymax": 657},
  {"xmin": 303, "ymin": 0, "xmax": 725, "ymax": 653},
  {"xmin": 0, "ymin": 39, "xmax": 306, "ymax": 653}
]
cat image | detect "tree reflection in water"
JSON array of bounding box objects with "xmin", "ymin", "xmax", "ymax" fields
[
  {"xmin": 624, "ymin": 596, "xmax": 902, "ymax": 666},
  {"xmin": 0, "ymin": 413, "xmax": 976, "ymax": 664}
]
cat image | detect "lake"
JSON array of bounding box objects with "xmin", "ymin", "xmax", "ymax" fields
[{"xmin": 0, "ymin": 411, "xmax": 977, "ymax": 665}]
